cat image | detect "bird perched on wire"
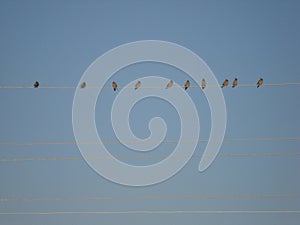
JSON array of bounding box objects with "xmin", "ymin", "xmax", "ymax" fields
[
  {"xmin": 33, "ymin": 81, "xmax": 39, "ymax": 88},
  {"xmin": 257, "ymin": 78, "xmax": 263, "ymax": 88},
  {"xmin": 80, "ymin": 82, "xmax": 86, "ymax": 88},
  {"xmin": 201, "ymin": 79, "xmax": 206, "ymax": 89},
  {"xmin": 232, "ymin": 78, "xmax": 238, "ymax": 88},
  {"xmin": 184, "ymin": 80, "xmax": 190, "ymax": 90},
  {"xmin": 221, "ymin": 79, "xmax": 229, "ymax": 88},
  {"xmin": 134, "ymin": 81, "xmax": 141, "ymax": 90},
  {"xmin": 112, "ymin": 81, "xmax": 118, "ymax": 91},
  {"xmin": 166, "ymin": 80, "xmax": 173, "ymax": 89}
]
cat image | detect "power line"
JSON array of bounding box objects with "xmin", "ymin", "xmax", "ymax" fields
[
  {"xmin": 0, "ymin": 210, "xmax": 299, "ymax": 215},
  {"xmin": 1, "ymin": 137, "xmax": 299, "ymax": 147},
  {"xmin": 0, "ymin": 86, "xmax": 75, "ymax": 89},
  {"xmin": 0, "ymin": 82, "xmax": 300, "ymax": 89},
  {"xmin": 1, "ymin": 195, "xmax": 299, "ymax": 202},
  {"xmin": 0, "ymin": 152, "xmax": 299, "ymax": 162}
]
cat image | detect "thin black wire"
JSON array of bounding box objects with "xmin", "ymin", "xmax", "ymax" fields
[
  {"xmin": 0, "ymin": 210, "xmax": 299, "ymax": 215},
  {"xmin": 1, "ymin": 137, "xmax": 299, "ymax": 147},
  {"xmin": 0, "ymin": 82, "xmax": 300, "ymax": 89}
]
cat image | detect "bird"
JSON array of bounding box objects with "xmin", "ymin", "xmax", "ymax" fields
[
  {"xmin": 166, "ymin": 80, "xmax": 173, "ymax": 89},
  {"xmin": 184, "ymin": 80, "xmax": 190, "ymax": 90},
  {"xmin": 221, "ymin": 79, "xmax": 229, "ymax": 88},
  {"xmin": 80, "ymin": 82, "xmax": 86, "ymax": 88},
  {"xmin": 112, "ymin": 81, "xmax": 118, "ymax": 91},
  {"xmin": 257, "ymin": 78, "xmax": 263, "ymax": 88},
  {"xmin": 232, "ymin": 78, "xmax": 238, "ymax": 88},
  {"xmin": 201, "ymin": 78, "xmax": 206, "ymax": 89},
  {"xmin": 134, "ymin": 81, "xmax": 141, "ymax": 90},
  {"xmin": 33, "ymin": 81, "xmax": 39, "ymax": 88}
]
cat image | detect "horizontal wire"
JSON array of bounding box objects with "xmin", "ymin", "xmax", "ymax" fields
[
  {"xmin": 1, "ymin": 195, "xmax": 300, "ymax": 202},
  {"xmin": 0, "ymin": 152, "xmax": 299, "ymax": 162},
  {"xmin": 1, "ymin": 82, "xmax": 300, "ymax": 89},
  {"xmin": 0, "ymin": 210, "xmax": 299, "ymax": 215},
  {"xmin": 1, "ymin": 137, "xmax": 299, "ymax": 147}
]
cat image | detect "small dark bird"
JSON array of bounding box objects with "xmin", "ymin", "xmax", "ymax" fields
[
  {"xmin": 257, "ymin": 78, "xmax": 263, "ymax": 88},
  {"xmin": 221, "ymin": 79, "xmax": 229, "ymax": 88},
  {"xmin": 232, "ymin": 78, "xmax": 238, "ymax": 88},
  {"xmin": 184, "ymin": 80, "xmax": 190, "ymax": 90},
  {"xmin": 34, "ymin": 81, "xmax": 39, "ymax": 88},
  {"xmin": 134, "ymin": 81, "xmax": 141, "ymax": 90},
  {"xmin": 80, "ymin": 82, "xmax": 86, "ymax": 88},
  {"xmin": 201, "ymin": 79, "xmax": 206, "ymax": 89},
  {"xmin": 112, "ymin": 81, "xmax": 118, "ymax": 91},
  {"xmin": 166, "ymin": 80, "xmax": 173, "ymax": 89}
]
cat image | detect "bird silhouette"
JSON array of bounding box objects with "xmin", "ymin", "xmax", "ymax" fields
[
  {"xmin": 34, "ymin": 81, "xmax": 39, "ymax": 88},
  {"xmin": 166, "ymin": 80, "xmax": 173, "ymax": 89},
  {"xmin": 202, "ymin": 79, "xmax": 206, "ymax": 89},
  {"xmin": 80, "ymin": 82, "xmax": 86, "ymax": 88},
  {"xmin": 112, "ymin": 81, "xmax": 118, "ymax": 91},
  {"xmin": 257, "ymin": 78, "xmax": 263, "ymax": 88},
  {"xmin": 134, "ymin": 81, "xmax": 141, "ymax": 90},
  {"xmin": 221, "ymin": 79, "xmax": 229, "ymax": 88},
  {"xmin": 184, "ymin": 80, "xmax": 190, "ymax": 90},
  {"xmin": 232, "ymin": 78, "xmax": 238, "ymax": 88}
]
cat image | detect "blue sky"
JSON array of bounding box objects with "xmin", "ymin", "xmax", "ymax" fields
[{"xmin": 0, "ymin": 0, "xmax": 299, "ymax": 224}]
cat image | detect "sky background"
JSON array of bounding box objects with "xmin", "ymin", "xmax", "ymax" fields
[{"xmin": 0, "ymin": 0, "xmax": 299, "ymax": 224}]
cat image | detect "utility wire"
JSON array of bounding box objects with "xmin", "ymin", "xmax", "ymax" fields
[
  {"xmin": 1, "ymin": 137, "xmax": 299, "ymax": 147},
  {"xmin": 0, "ymin": 210, "xmax": 299, "ymax": 215},
  {"xmin": 1, "ymin": 195, "xmax": 300, "ymax": 202},
  {"xmin": 0, "ymin": 152, "xmax": 299, "ymax": 162},
  {"xmin": 1, "ymin": 82, "xmax": 300, "ymax": 89}
]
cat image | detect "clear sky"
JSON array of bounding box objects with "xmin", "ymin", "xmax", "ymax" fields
[{"xmin": 0, "ymin": 0, "xmax": 299, "ymax": 224}]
